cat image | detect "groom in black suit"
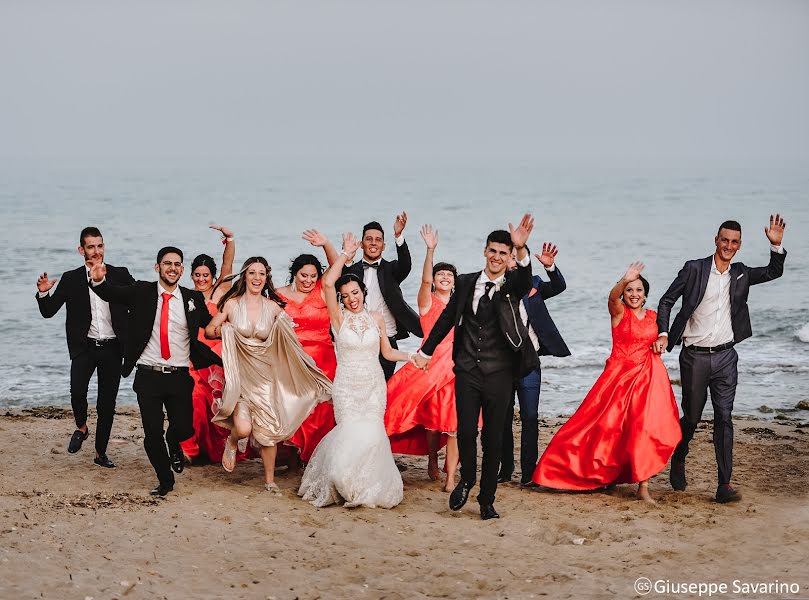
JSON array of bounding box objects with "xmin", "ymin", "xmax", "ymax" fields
[
  {"xmin": 655, "ymin": 215, "xmax": 787, "ymax": 503},
  {"xmin": 90, "ymin": 246, "xmax": 221, "ymax": 496},
  {"xmin": 342, "ymin": 212, "xmax": 423, "ymax": 380},
  {"xmin": 415, "ymin": 214, "xmax": 535, "ymax": 520},
  {"xmin": 36, "ymin": 227, "xmax": 134, "ymax": 467}
]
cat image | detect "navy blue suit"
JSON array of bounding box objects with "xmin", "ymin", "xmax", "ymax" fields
[{"xmin": 500, "ymin": 266, "xmax": 570, "ymax": 483}]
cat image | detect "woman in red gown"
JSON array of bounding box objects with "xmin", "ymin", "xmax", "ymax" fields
[
  {"xmin": 181, "ymin": 225, "xmax": 250, "ymax": 464},
  {"xmin": 385, "ymin": 224, "xmax": 460, "ymax": 492},
  {"xmin": 277, "ymin": 230, "xmax": 340, "ymax": 463},
  {"xmin": 532, "ymin": 262, "xmax": 681, "ymax": 504}
]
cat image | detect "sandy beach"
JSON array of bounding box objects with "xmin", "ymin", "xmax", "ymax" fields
[{"xmin": 1, "ymin": 407, "xmax": 807, "ymax": 600}]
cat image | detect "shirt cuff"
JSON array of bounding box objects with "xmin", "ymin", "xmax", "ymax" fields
[
  {"xmin": 545, "ymin": 263, "xmax": 556, "ymax": 272},
  {"xmin": 417, "ymin": 350, "xmax": 432, "ymax": 359},
  {"xmin": 395, "ymin": 235, "xmax": 404, "ymax": 247},
  {"xmin": 516, "ymin": 254, "xmax": 530, "ymax": 267},
  {"xmin": 658, "ymin": 332, "xmax": 668, "ymax": 337},
  {"xmin": 91, "ymin": 277, "xmax": 106, "ymax": 287},
  {"xmin": 770, "ymin": 244, "xmax": 784, "ymax": 254},
  {"xmin": 37, "ymin": 290, "xmax": 49, "ymax": 298}
]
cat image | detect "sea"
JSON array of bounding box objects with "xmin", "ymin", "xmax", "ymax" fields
[{"xmin": 2, "ymin": 162, "xmax": 807, "ymax": 419}]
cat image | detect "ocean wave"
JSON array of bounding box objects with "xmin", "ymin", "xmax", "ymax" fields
[{"xmin": 797, "ymin": 323, "xmax": 809, "ymax": 343}]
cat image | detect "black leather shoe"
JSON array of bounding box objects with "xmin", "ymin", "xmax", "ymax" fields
[
  {"xmin": 480, "ymin": 504, "xmax": 500, "ymax": 520},
  {"xmin": 497, "ymin": 472, "xmax": 513, "ymax": 484},
  {"xmin": 169, "ymin": 445, "xmax": 184, "ymax": 474},
  {"xmin": 449, "ymin": 480, "xmax": 474, "ymax": 511},
  {"xmin": 149, "ymin": 483, "xmax": 174, "ymax": 497},
  {"xmin": 669, "ymin": 460, "xmax": 687, "ymax": 491},
  {"xmin": 715, "ymin": 484, "xmax": 741, "ymax": 504},
  {"xmin": 68, "ymin": 429, "xmax": 89, "ymax": 454},
  {"xmin": 93, "ymin": 454, "xmax": 116, "ymax": 468}
]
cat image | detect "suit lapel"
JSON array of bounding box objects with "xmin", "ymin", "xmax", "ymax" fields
[
  {"xmin": 376, "ymin": 259, "xmax": 386, "ymax": 296},
  {"xmin": 76, "ymin": 266, "xmax": 92, "ymax": 323},
  {"xmin": 729, "ymin": 262, "xmax": 742, "ymax": 314},
  {"xmin": 696, "ymin": 256, "xmax": 712, "ymax": 306}
]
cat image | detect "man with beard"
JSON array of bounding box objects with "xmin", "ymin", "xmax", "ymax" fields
[
  {"xmin": 90, "ymin": 247, "xmax": 221, "ymax": 496},
  {"xmin": 36, "ymin": 227, "xmax": 134, "ymax": 467}
]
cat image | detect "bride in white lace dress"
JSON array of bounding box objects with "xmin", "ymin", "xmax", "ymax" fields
[{"xmin": 299, "ymin": 233, "xmax": 414, "ymax": 508}]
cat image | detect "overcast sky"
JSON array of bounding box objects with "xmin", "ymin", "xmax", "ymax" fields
[{"xmin": 1, "ymin": 0, "xmax": 807, "ymax": 167}]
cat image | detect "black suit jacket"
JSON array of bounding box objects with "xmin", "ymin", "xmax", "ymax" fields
[
  {"xmin": 91, "ymin": 280, "xmax": 221, "ymax": 377},
  {"xmin": 421, "ymin": 262, "xmax": 533, "ymax": 362},
  {"xmin": 36, "ymin": 264, "xmax": 134, "ymax": 359},
  {"xmin": 342, "ymin": 239, "xmax": 423, "ymax": 339},
  {"xmin": 657, "ymin": 249, "xmax": 787, "ymax": 351},
  {"xmin": 523, "ymin": 269, "xmax": 571, "ymax": 358}
]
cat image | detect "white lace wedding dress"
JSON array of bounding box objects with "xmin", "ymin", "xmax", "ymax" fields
[{"xmin": 298, "ymin": 309, "xmax": 403, "ymax": 508}]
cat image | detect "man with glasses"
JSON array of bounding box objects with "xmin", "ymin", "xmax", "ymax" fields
[{"xmin": 90, "ymin": 247, "xmax": 221, "ymax": 496}]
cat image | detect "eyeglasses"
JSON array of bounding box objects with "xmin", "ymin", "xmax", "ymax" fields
[{"xmin": 160, "ymin": 261, "xmax": 183, "ymax": 268}]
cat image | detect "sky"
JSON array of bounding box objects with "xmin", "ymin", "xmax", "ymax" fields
[{"xmin": 1, "ymin": 0, "xmax": 808, "ymax": 167}]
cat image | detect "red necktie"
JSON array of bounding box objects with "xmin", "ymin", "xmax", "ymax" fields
[{"xmin": 160, "ymin": 292, "xmax": 172, "ymax": 360}]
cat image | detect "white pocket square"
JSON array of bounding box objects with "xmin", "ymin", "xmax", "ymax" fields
[
  {"xmin": 736, "ymin": 273, "xmax": 744, "ymax": 280},
  {"xmin": 188, "ymin": 299, "xmax": 196, "ymax": 311}
]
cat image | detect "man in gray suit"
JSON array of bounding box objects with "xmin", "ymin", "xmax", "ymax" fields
[{"xmin": 654, "ymin": 214, "xmax": 786, "ymax": 503}]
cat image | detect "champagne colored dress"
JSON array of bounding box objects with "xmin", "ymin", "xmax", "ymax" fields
[{"xmin": 212, "ymin": 296, "xmax": 332, "ymax": 447}]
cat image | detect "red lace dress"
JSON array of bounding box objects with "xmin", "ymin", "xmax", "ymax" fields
[
  {"xmin": 281, "ymin": 280, "xmax": 338, "ymax": 462},
  {"xmin": 532, "ymin": 306, "xmax": 681, "ymax": 489},
  {"xmin": 385, "ymin": 295, "xmax": 456, "ymax": 455},
  {"xmin": 181, "ymin": 301, "xmax": 251, "ymax": 463}
]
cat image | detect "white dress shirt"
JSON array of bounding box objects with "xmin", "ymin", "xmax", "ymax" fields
[
  {"xmin": 519, "ymin": 301, "xmax": 541, "ymax": 351},
  {"xmin": 682, "ymin": 244, "xmax": 784, "ymax": 347},
  {"xmin": 85, "ymin": 269, "xmax": 116, "ymax": 339},
  {"xmin": 138, "ymin": 284, "xmax": 191, "ymax": 367},
  {"xmin": 362, "ymin": 234, "xmax": 404, "ymax": 337}
]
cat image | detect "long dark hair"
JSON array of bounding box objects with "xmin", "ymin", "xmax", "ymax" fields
[
  {"xmin": 288, "ymin": 253, "xmax": 324, "ymax": 285},
  {"xmin": 216, "ymin": 257, "xmax": 287, "ymax": 312}
]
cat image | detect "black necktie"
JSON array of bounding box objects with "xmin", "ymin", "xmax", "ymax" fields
[
  {"xmin": 477, "ymin": 281, "xmax": 495, "ymax": 317},
  {"xmin": 362, "ymin": 261, "xmax": 380, "ymax": 269}
]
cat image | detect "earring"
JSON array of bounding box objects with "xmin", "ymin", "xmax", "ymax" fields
[{"xmin": 290, "ymin": 280, "xmax": 297, "ymax": 293}]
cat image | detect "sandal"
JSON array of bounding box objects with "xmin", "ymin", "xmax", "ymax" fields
[
  {"xmin": 264, "ymin": 482, "xmax": 282, "ymax": 496},
  {"xmin": 222, "ymin": 435, "xmax": 237, "ymax": 473}
]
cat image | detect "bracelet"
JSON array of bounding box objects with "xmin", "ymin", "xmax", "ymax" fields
[
  {"xmin": 222, "ymin": 236, "xmax": 234, "ymax": 244},
  {"xmin": 341, "ymin": 251, "xmax": 353, "ymax": 259}
]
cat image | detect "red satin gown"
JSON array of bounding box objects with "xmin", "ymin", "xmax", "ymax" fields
[
  {"xmin": 181, "ymin": 301, "xmax": 251, "ymax": 463},
  {"xmin": 282, "ymin": 280, "xmax": 338, "ymax": 463},
  {"xmin": 385, "ymin": 294, "xmax": 456, "ymax": 455},
  {"xmin": 532, "ymin": 306, "xmax": 681, "ymax": 489}
]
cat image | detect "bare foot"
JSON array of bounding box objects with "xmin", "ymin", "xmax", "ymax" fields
[{"xmin": 637, "ymin": 483, "xmax": 656, "ymax": 505}]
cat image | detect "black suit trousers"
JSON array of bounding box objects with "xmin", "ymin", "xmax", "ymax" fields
[
  {"xmin": 133, "ymin": 369, "xmax": 195, "ymax": 486},
  {"xmin": 454, "ymin": 366, "xmax": 514, "ymax": 506},
  {"xmin": 69, "ymin": 340, "xmax": 123, "ymax": 455}
]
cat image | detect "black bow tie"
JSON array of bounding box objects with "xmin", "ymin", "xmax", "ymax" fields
[{"xmin": 362, "ymin": 261, "xmax": 380, "ymax": 269}]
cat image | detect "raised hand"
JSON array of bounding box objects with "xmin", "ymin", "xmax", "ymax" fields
[
  {"xmin": 341, "ymin": 232, "xmax": 361, "ymax": 258},
  {"xmin": 622, "ymin": 261, "xmax": 645, "ymax": 282},
  {"xmin": 508, "ymin": 213, "xmax": 534, "ymax": 249},
  {"xmin": 393, "ymin": 211, "xmax": 408, "ymax": 237},
  {"xmin": 37, "ymin": 272, "xmax": 57, "ymax": 293},
  {"xmin": 302, "ymin": 229, "xmax": 329, "ymax": 248},
  {"xmin": 89, "ymin": 262, "xmax": 107, "ymax": 283},
  {"xmin": 764, "ymin": 213, "xmax": 786, "ymax": 245},
  {"xmin": 535, "ymin": 242, "xmax": 558, "ymax": 268},
  {"xmin": 210, "ymin": 224, "xmax": 234, "ymax": 239},
  {"xmin": 420, "ymin": 224, "xmax": 438, "ymax": 250}
]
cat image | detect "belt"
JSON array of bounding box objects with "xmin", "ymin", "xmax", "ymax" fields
[
  {"xmin": 88, "ymin": 338, "xmax": 117, "ymax": 346},
  {"xmin": 136, "ymin": 364, "xmax": 189, "ymax": 373},
  {"xmin": 688, "ymin": 342, "xmax": 735, "ymax": 354}
]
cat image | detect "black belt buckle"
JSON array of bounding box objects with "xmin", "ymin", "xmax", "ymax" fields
[{"xmin": 90, "ymin": 338, "xmax": 115, "ymax": 347}]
